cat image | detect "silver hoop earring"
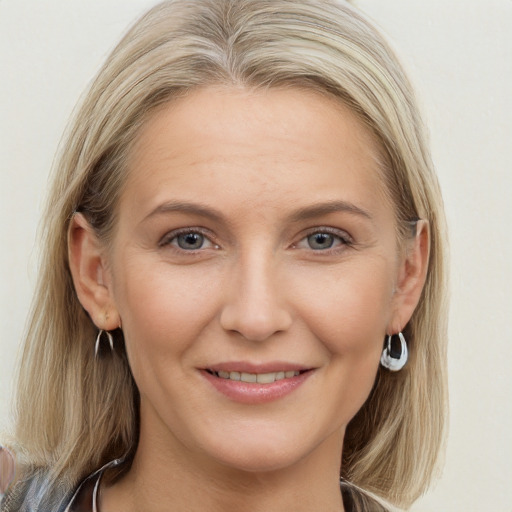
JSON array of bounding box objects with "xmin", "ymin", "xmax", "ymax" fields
[
  {"xmin": 380, "ymin": 332, "xmax": 408, "ymax": 371},
  {"xmin": 95, "ymin": 329, "xmax": 114, "ymax": 358}
]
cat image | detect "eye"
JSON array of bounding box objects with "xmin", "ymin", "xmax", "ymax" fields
[
  {"xmin": 159, "ymin": 229, "xmax": 217, "ymax": 251},
  {"xmin": 176, "ymin": 232, "xmax": 206, "ymax": 250},
  {"xmin": 307, "ymin": 233, "xmax": 336, "ymax": 250},
  {"xmin": 294, "ymin": 229, "xmax": 352, "ymax": 251}
]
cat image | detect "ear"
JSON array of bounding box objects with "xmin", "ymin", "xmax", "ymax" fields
[
  {"xmin": 389, "ymin": 220, "xmax": 430, "ymax": 333},
  {"xmin": 68, "ymin": 213, "xmax": 120, "ymax": 331}
]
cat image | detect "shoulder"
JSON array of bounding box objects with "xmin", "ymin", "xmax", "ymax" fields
[
  {"xmin": 0, "ymin": 470, "xmax": 73, "ymax": 512},
  {"xmin": 1, "ymin": 457, "xmax": 126, "ymax": 512}
]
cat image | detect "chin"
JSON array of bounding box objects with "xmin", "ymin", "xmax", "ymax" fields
[
  {"xmin": 196, "ymin": 423, "xmax": 336, "ymax": 475},
  {"xmin": 214, "ymin": 446, "xmax": 306, "ymax": 474}
]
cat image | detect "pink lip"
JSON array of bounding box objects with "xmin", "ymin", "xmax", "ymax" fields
[{"xmin": 200, "ymin": 362, "xmax": 314, "ymax": 404}]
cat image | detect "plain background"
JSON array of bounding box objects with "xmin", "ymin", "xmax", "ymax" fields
[{"xmin": 1, "ymin": 1, "xmax": 511, "ymax": 510}]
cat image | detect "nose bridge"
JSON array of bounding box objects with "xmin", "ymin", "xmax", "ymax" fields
[{"xmin": 220, "ymin": 245, "xmax": 292, "ymax": 341}]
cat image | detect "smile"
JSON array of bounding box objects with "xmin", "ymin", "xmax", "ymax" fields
[
  {"xmin": 202, "ymin": 367, "xmax": 313, "ymax": 404},
  {"xmin": 208, "ymin": 370, "xmax": 301, "ymax": 384}
]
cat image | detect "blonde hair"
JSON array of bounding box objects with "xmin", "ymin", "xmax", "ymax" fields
[{"xmin": 9, "ymin": 0, "xmax": 448, "ymax": 508}]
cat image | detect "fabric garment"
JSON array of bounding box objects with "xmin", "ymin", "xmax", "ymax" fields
[{"xmin": 2, "ymin": 460, "xmax": 390, "ymax": 512}]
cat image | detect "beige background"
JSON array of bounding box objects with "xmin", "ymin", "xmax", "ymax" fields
[{"xmin": 1, "ymin": 1, "xmax": 511, "ymax": 510}]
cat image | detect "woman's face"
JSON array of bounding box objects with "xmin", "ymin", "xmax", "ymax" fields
[{"xmin": 103, "ymin": 86, "xmax": 412, "ymax": 473}]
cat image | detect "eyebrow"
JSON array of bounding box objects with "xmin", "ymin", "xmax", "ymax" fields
[
  {"xmin": 143, "ymin": 199, "xmax": 373, "ymax": 225},
  {"xmin": 288, "ymin": 200, "xmax": 373, "ymax": 223},
  {"xmin": 143, "ymin": 200, "xmax": 225, "ymax": 223}
]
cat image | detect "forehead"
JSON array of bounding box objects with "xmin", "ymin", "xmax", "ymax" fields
[{"xmin": 121, "ymin": 85, "xmax": 392, "ymax": 225}]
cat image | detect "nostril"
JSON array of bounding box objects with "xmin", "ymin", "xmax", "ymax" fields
[{"xmin": 220, "ymin": 308, "xmax": 289, "ymax": 342}]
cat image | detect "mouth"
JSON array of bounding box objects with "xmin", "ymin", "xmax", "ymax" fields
[
  {"xmin": 205, "ymin": 369, "xmax": 307, "ymax": 384},
  {"xmin": 201, "ymin": 365, "xmax": 314, "ymax": 403}
]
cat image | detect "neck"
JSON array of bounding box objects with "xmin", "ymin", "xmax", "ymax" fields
[{"xmin": 100, "ymin": 425, "xmax": 345, "ymax": 512}]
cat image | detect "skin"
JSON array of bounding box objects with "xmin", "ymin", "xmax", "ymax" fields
[
  {"xmin": 0, "ymin": 447, "xmax": 15, "ymax": 494},
  {"xmin": 69, "ymin": 86, "xmax": 429, "ymax": 512}
]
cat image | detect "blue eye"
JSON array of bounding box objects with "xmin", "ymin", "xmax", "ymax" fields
[
  {"xmin": 307, "ymin": 233, "xmax": 335, "ymax": 250},
  {"xmin": 176, "ymin": 232, "xmax": 205, "ymax": 250},
  {"xmin": 160, "ymin": 230, "xmax": 216, "ymax": 251},
  {"xmin": 295, "ymin": 229, "xmax": 352, "ymax": 252}
]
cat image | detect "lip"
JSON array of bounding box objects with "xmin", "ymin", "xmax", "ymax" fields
[{"xmin": 200, "ymin": 362, "xmax": 314, "ymax": 404}]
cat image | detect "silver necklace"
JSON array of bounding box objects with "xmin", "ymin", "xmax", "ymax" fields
[{"xmin": 63, "ymin": 458, "xmax": 125, "ymax": 512}]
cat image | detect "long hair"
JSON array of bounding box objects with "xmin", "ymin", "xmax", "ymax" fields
[{"xmin": 9, "ymin": 0, "xmax": 448, "ymax": 508}]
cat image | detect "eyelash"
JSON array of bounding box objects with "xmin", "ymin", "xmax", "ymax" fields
[
  {"xmin": 158, "ymin": 227, "xmax": 353, "ymax": 255},
  {"xmin": 293, "ymin": 227, "xmax": 354, "ymax": 253},
  {"xmin": 158, "ymin": 228, "xmax": 218, "ymax": 252}
]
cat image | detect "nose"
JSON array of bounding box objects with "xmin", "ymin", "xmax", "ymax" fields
[{"xmin": 219, "ymin": 252, "xmax": 292, "ymax": 342}]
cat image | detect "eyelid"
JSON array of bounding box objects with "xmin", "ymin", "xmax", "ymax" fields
[
  {"xmin": 292, "ymin": 226, "xmax": 354, "ymax": 250},
  {"xmin": 158, "ymin": 226, "xmax": 353, "ymax": 253},
  {"xmin": 158, "ymin": 227, "xmax": 218, "ymax": 250}
]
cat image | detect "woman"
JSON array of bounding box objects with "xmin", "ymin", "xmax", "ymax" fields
[{"xmin": 0, "ymin": 0, "xmax": 448, "ymax": 510}]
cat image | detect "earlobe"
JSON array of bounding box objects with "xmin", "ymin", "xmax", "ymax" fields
[
  {"xmin": 390, "ymin": 220, "xmax": 430, "ymax": 331},
  {"xmin": 68, "ymin": 213, "xmax": 120, "ymax": 330}
]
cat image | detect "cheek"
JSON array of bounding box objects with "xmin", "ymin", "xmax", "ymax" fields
[
  {"xmin": 111, "ymin": 257, "xmax": 221, "ymax": 369},
  {"xmin": 291, "ymin": 258, "xmax": 394, "ymax": 356},
  {"xmin": 293, "ymin": 261, "xmax": 394, "ymax": 426}
]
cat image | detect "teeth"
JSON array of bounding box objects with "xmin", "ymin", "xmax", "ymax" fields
[
  {"xmin": 214, "ymin": 370, "xmax": 301, "ymax": 383},
  {"xmin": 257, "ymin": 372, "xmax": 276, "ymax": 384}
]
